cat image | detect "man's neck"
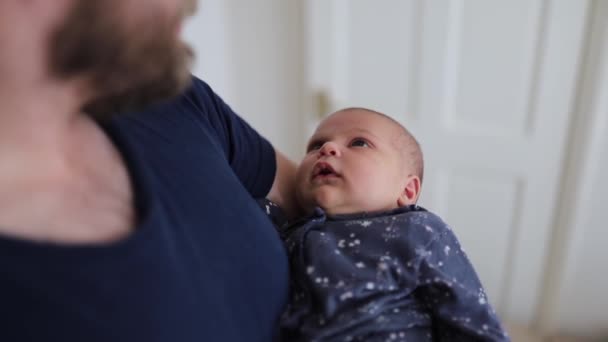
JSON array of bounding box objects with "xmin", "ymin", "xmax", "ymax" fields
[
  {"xmin": 0, "ymin": 81, "xmax": 87, "ymax": 181},
  {"xmin": 0, "ymin": 81, "xmax": 136, "ymax": 244}
]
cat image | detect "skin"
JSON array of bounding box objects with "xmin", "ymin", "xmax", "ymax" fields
[
  {"xmin": 296, "ymin": 109, "xmax": 422, "ymax": 216},
  {"xmin": 0, "ymin": 0, "xmax": 298, "ymax": 244}
]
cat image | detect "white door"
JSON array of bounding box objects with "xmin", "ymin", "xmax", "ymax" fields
[{"xmin": 304, "ymin": 0, "xmax": 589, "ymax": 325}]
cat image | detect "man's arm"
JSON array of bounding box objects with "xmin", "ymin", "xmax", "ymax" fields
[
  {"xmin": 267, "ymin": 151, "xmax": 301, "ymax": 220},
  {"xmin": 185, "ymin": 78, "xmax": 301, "ymax": 216}
]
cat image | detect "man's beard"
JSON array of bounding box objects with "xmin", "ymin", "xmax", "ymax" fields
[{"xmin": 49, "ymin": 1, "xmax": 195, "ymax": 119}]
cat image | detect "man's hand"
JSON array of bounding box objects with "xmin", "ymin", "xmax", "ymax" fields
[{"xmin": 267, "ymin": 151, "xmax": 301, "ymax": 219}]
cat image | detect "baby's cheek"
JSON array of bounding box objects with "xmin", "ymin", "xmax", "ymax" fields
[{"xmin": 295, "ymin": 183, "xmax": 309, "ymax": 207}]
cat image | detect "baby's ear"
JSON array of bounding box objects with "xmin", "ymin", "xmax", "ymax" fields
[{"xmin": 397, "ymin": 175, "xmax": 421, "ymax": 206}]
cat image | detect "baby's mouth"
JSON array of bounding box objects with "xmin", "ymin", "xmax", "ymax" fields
[{"xmin": 312, "ymin": 162, "xmax": 340, "ymax": 180}]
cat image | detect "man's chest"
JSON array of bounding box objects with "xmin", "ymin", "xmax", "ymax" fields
[
  {"xmin": 0, "ymin": 140, "xmax": 289, "ymax": 342},
  {"xmin": 0, "ymin": 130, "xmax": 136, "ymax": 244}
]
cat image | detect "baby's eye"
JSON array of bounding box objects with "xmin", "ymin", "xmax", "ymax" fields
[
  {"xmin": 307, "ymin": 142, "xmax": 323, "ymax": 152},
  {"xmin": 350, "ymin": 139, "xmax": 370, "ymax": 148}
]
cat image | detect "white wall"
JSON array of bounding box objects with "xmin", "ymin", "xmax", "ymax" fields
[
  {"xmin": 182, "ymin": 0, "xmax": 233, "ymax": 100},
  {"xmin": 182, "ymin": 0, "xmax": 305, "ymax": 161}
]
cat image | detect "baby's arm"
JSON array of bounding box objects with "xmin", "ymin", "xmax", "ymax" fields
[{"xmin": 410, "ymin": 222, "xmax": 509, "ymax": 341}]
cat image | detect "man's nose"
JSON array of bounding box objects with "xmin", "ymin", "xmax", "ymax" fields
[{"xmin": 318, "ymin": 142, "xmax": 341, "ymax": 157}]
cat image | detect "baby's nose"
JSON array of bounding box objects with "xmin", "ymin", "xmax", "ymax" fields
[{"xmin": 319, "ymin": 142, "xmax": 341, "ymax": 157}]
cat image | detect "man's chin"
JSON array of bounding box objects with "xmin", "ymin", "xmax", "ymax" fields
[
  {"xmin": 83, "ymin": 71, "xmax": 193, "ymax": 118},
  {"xmin": 50, "ymin": 0, "xmax": 195, "ymax": 119},
  {"xmin": 83, "ymin": 45, "xmax": 194, "ymax": 118}
]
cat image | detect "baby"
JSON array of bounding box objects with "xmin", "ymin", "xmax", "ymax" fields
[{"xmin": 264, "ymin": 108, "xmax": 509, "ymax": 341}]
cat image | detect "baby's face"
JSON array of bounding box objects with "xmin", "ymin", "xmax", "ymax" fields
[{"xmin": 296, "ymin": 110, "xmax": 414, "ymax": 215}]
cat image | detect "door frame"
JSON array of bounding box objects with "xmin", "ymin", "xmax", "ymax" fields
[{"xmin": 536, "ymin": 0, "xmax": 608, "ymax": 334}]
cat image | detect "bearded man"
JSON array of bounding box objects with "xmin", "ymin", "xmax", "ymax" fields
[{"xmin": 0, "ymin": 1, "xmax": 298, "ymax": 341}]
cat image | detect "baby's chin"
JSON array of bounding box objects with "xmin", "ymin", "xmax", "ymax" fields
[
  {"xmin": 307, "ymin": 191, "xmax": 343, "ymax": 214},
  {"xmin": 305, "ymin": 197, "xmax": 373, "ymax": 216},
  {"xmin": 322, "ymin": 205, "xmax": 392, "ymax": 216},
  {"xmin": 300, "ymin": 188, "xmax": 399, "ymax": 216},
  {"xmin": 308, "ymin": 197, "xmax": 401, "ymax": 216}
]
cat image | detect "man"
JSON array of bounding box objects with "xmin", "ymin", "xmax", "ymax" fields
[{"xmin": 0, "ymin": 0, "xmax": 298, "ymax": 341}]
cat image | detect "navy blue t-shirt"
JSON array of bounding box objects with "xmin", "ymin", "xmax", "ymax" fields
[{"xmin": 0, "ymin": 78, "xmax": 289, "ymax": 341}]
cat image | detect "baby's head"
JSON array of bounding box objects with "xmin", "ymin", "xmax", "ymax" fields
[{"xmin": 296, "ymin": 108, "xmax": 423, "ymax": 215}]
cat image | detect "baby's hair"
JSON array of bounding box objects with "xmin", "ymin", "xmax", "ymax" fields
[{"xmin": 334, "ymin": 107, "xmax": 424, "ymax": 184}]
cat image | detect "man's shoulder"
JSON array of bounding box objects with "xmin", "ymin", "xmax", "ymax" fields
[
  {"xmin": 107, "ymin": 77, "xmax": 223, "ymax": 148},
  {"xmin": 121, "ymin": 77, "xmax": 214, "ymax": 122}
]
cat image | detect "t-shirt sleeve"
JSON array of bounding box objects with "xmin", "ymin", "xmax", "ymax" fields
[
  {"xmin": 185, "ymin": 77, "xmax": 277, "ymax": 198},
  {"xmin": 411, "ymin": 223, "xmax": 510, "ymax": 341}
]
